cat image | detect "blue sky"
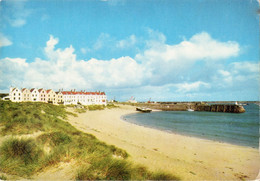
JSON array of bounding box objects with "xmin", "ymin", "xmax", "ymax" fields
[{"xmin": 0, "ymin": 0, "xmax": 259, "ymax": 101}]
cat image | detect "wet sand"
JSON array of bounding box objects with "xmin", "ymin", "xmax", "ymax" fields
[{"xmin": 67, "ymin": 105, "xmax": 260, "ymax": 180}]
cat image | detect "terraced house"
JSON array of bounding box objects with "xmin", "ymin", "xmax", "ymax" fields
[{"xmin": 8, "ymin": 87, "xmax": 107, "ymax": 105}]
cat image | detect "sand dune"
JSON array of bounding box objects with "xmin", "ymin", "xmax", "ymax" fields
[{"xmin": 67, "ymin": 105, "xmax": 260, "ymax": 180}]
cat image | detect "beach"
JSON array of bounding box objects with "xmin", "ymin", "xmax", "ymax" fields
[{"xmin": 67, "ymin": 105, "xmax": 260, "ymax": 180}]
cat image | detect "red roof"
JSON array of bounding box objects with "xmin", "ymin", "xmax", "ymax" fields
[
  {"xmin": 61, "ymin": 91, "xmax": 106, "ymax": 95},
  {"xmin": 38, "ymin": 88, "xmax": 45, "ymax": 93},
  {"xmin": 46, "ymin": 89, "xmax": 52, "ymax": 94}
]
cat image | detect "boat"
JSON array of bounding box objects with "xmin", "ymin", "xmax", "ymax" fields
[
  {"xmin": 136, "ymin": 107, "xmax": 152, "ymax": 113},
  {"xmin": 187, "ymin": 109, "xmax": 194, "ymax": 112}
]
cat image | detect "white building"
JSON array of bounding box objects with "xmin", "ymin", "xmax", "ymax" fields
[
  {"xmin": 30, "ymin": 88, "xmax": 40, "ymax": 102},
  {"xmin": 8, "ymin": 87, "xmax": 107, "ymax": 106},
  {"xmin": 46, "ymin": 89, "xmax": 57, "ymax": 104},
  {"xmin": 56, "ymin": 91, "xmax": 64, "ymax": 104},
  {"xmin": 62, "ymin": 91, "xmax": 106, "ymax": 106},
  {"xmin": 38, "ymin": 89, "xmax": 47, "ymax": 103},
  {"xmin": 9, "ymin": 87, "xmax": 22, "ymax": 102},
  {"xmin": 22, "ymin": 88, "xmax": 31, "ymax": 102}
]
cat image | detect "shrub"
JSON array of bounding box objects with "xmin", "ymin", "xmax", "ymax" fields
[
  {"xmin": 0, "ymin": 138, "xmax": 43, "ymax": 165},
  {"xmin": 38, "ymin": 131, "xmax": 71, "ymax": 146},
  {"xmin": 0, "ymin": 138, "xmax": 44, "ymax": 176},
  {"xmin": 106, "ymin": 104, "xmax": 119, "ymax": 109},
  {"xmin": 87, "ymin": 105, "xmax": 105, "ymax": 111},
  {"xmin": 76, "ymin": 158, "xmax": 131, "ymax": 180},
  {"xmin": 74, "ymin": 108, "xmax": 87, "ymax": 113},
  {"xmin": 151, "ymin": 170, "xmax": 180, "ymax": 180},
  {"xmin": 110, "ymin": 145, "xmax": 129, "ymax": 158},
  {"xmin": 0, "ymin": 175, "xmax": 7, "ymax": 180}
]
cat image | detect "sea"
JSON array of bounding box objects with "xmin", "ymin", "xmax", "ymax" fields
[{"xmin": 123, "ymin": 104, "xmax": 259, "ymax": 148}]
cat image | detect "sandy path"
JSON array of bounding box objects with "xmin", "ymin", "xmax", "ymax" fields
[{"xmin": 67, "ymin": 105, "xmax": 260, "ymax": 180}]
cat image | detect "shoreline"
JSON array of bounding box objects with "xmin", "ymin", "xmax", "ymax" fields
[
  {"xmin": 67, "ymin": 105, "xmax": 260, "ymax": 180},
  {"xmin": 121, "ymin": 112, "xmax": 258, "ymax": 149}
]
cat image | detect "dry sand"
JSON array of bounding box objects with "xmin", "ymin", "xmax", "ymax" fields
[{"xmin": 67, "ymin": 105, "xmax": 260, "ymax": 180}]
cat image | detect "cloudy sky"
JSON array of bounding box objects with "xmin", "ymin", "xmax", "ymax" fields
[{"xmin": 0, "ymin": 0, "xmax": 259, "ymax": 101}]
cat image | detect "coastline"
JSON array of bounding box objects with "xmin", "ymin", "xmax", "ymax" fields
[
  {"xmin": 67, "ymin": 105, "xmax": 260, "ymax": 180},
  {"xmin": 122, "ymin": 112, "xmax": 258, "ymax": 149}
]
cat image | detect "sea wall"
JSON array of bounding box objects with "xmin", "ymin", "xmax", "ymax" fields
[
  {"xmin": 195, "ymin": 104, "xmax": 245, "ymax": 113},
  {"xmin": 134, "ymin": 102, "xmax": 245, "ymax": 113}
]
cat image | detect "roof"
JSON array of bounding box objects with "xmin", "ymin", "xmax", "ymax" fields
[
  {"xmin": 38, "ymin": 88, "xmax": 45, "ymax": 93},
  {"xmin": 30, "ymin": 88, "xmax": 36, "ymax": 92},
  {"xmin": 61, "ymin": 91, "xmax": 106, "ymax": 95},
  {"xmin": 46, "ymin": 89, "xmax": 52, "ymax": 94}
]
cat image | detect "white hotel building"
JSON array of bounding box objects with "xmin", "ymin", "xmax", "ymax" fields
[{"xmin": 8, "ymin": 87, "xmax": 107, "ymax": 106}]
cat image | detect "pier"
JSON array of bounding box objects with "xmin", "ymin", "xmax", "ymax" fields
[{"xmin": 131, "ymin": 102, "xmax": 246, "ymax": 113}]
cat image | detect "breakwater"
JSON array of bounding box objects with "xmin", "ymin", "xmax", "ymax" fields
[{"xmin": 132, "ymin": 102, "xmax": 246, "ymax": 113}]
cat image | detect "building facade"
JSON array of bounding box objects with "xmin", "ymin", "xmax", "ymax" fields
[
  {"xmin": 8, "ymin": 87, "xmax": 107, "ymax": 105},
  {"xmin": 22, "ymin": 88, "xmax": 31, "ymax": 102},
  {"xmin": 62, "ymin": 91, "xmax": 107, "ymax": 106},
  {"xmin": 30, "ymin": 88, "xmax": 40, "ymax": 102},
  {"xmin": 38, "ymin": 89, "xmax": 47, "ymax": 103},
  {"xmin": 9, "ymin": 87, "xmax": 22, "ymax": 102}
]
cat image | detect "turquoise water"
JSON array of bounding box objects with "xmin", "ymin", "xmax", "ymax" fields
[{"xmin": 123, "ymin": 104, "xmax": 259, "ymax": 148}]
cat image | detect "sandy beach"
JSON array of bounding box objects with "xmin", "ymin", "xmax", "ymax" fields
[{"xmin": 67, "ymin": 105, "xmax": 260, "ymax": 180}]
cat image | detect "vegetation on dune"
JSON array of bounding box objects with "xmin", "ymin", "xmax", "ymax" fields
[
  {"xmin": 0, "ymin": 138, "xmax": 44, "ymax": 176},
  {"xmin": 0, "ymin": 100, "xmax": 179, "ymax": 180},
  {"xmin": 87, "ymin": 104, "xmax": 105, "ymax": 111}
]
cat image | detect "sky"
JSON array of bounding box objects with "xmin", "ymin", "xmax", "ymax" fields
[{"xmin": 0, "ymin": 0, "xmax": 259, "ymax": 102}]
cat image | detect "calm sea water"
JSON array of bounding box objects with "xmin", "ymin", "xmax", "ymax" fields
[{"xmin": 123, "ymin": 104, "xmax": 259, "ymax": 148}]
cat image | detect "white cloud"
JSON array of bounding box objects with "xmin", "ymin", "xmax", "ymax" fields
[
  {"xmin": 116, "ymin": 35, "xmax": 137, "ymax": 49},
  {"xmin": 93, "ymin": 33, "xmax": 111, "ymax": 50},
  {"xmin": 0, "ymin": 35, "xmax": 144, "ymax": 91},
  {"xmin": 80, "ymin": 48, "xmax": 88, "ymax": 54},
  {"xmin": 0, "ymin": 57, "xmax": 28, "ymax": 89},
  {"xmin": 1, "ymin": 32, "xmax": 257, "ymax": 101},
  {"xmin": 0, "ymin": 33, "xmax": 12, "ymax": 47},
  {"xmin": 212, "ymin": 61, "xmax": 259, "ymax": 89},
  {"xmin": 10, "ymin": 18, "xmax": 26, "ymax": 27},
  {"xmin": 4, "ymin": 0, "xmax": 31, "ymax": 27},
  {"xmin": 135, "ymin": 32, "xmax": 240, "ymax": 85},
  {"xmin": 175, "ymin": 81, "xmax": 210, "ymax": 93},
  {"xmin": 218, "ymin": 70, "xmax": 233, "ymax": 84},
  {"xmin": 231, "ymin": 61, "xmax": 259, "ymax": 74}
]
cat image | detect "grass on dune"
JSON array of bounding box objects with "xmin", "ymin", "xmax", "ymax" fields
[{"xmin": 0, "ymin": 100, "xmax": 180, "ymax": 180}]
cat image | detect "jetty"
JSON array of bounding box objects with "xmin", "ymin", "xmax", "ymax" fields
[{"xmin": 133, "ymin": 102, "xmax": 246, "ymax": 113}]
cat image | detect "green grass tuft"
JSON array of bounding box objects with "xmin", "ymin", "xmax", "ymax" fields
[
  {"xmin": 87, "ymin": 105, "xmax": 105, "ymax": 111},
  {"xmin": 0, "ymin": 138, "xmax": 44, "ymax": 176},
  {"xmin": 0, "ymin": 174, "xmax": 7, "ymax": 180}
]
